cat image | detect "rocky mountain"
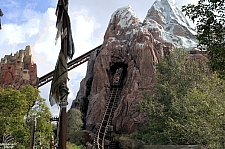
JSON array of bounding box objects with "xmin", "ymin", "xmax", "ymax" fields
[
  {"xmin": 144, "ymin": 0, "xmax": 197, "ymax": 48},
  {"xmin": 71, "ymin": 0, "xmax": 198, "ymax": 134}
]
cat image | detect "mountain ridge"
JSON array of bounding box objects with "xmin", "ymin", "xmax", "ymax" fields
[
  {"xmin": 108, "ymin": 0, "xmax": 198, "ymax": 49},
  {"xmin": 71, "ymin": 0, "xmax": 201, "ymax": 136}
]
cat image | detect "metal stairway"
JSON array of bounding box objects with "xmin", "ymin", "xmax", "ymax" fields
[{"xmin": 93, "ymin": 86, "xmax": 121, "ymax": 149}]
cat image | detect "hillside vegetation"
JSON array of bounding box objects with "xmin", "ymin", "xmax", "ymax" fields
[
  {"xmin": 132, "ymin": 48, "xmax": 225, "ymax": 149},
  {"xmin": 0, "ymin": 85, "xmax": 53, "ymax": 148}
]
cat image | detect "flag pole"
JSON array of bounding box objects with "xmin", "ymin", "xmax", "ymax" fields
[
  {"xmin": 51, "ymin": 0, "xmax": 74, "ymax": 148},
  {"xmin": 30, "ymin": 117, "xmax": 36, "ymax": 149},
  {"xmin": 59, "ymin": 0, "xmax": 68, "ymax": 148}
]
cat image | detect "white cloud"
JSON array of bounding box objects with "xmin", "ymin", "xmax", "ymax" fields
[
  {"xmin": 0, "ymin": 2, "xmax": 103, "ymax": 115},
  {"xmin": 4, "ymin": 0, "xmax": 203, "ymax": 115},
  {"xmin": 70, "ymin": 10, "xmax": 102, "ymax": 57},
  {"xmin": 0, "ymin": 24, "xmax": 25, "ymax": 44},
  {"xmin": 0, "ymin": 20, "xmax": 39, "ymax": 46},
  {"xmin": 35, "ymin": 12, "xmax": 102, "ymax": 114}
]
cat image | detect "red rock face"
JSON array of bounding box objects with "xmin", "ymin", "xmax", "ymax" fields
[
  {"xmin": 0, "ymin": 46, "xmax": 38, "ymax": 89},
  {"xmin": 71, "ymin": 3, "xmax": 203, "ymax": 134},
  {"xmin": 70, "ymin": 6, "xmax": 171, "ymax": 134},
  {"xmin": 85, "ymin": 6, "xmax": 172, "ymax": 134}
]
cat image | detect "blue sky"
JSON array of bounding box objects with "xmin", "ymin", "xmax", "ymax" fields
[{"xmin": 0, "ymin": 0, "xmax": 197, "ymax": 115}]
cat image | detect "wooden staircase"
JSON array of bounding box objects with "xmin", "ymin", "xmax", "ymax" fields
[{"xmin": 93, "ymin": 86, "xmax": 121, "ymax": 149}]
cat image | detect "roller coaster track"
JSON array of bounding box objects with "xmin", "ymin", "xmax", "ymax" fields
[
  {"xmin": 37, "ymin": 44, "xmax": 202, "ymax": 88},
  {"xmin": 37, "ymin": 45, "xmax": 102, "ymax": 88},
  {"xmin": 94, "ymin": 86, "xmax": 121, "ymax": 149}
]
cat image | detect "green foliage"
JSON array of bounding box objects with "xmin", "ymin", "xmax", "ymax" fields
[
  {"xmin": 21, "ymin": 85, "xmax": 39, "ymax": 119},
  {"xmin": 27, "ymin": 97, "xmax": 54, "ymax": 148},
  {"xmin": 182, "ymin": 0, "xmax": 225, "ymax": 79},
  {"xmin": 67, "ymin": 108, "xmax": 83, "ymax": 145},
  {"xmin": 133, "ymin": 48, "xmax": 225, "ymax": 148},
  {"xmin": 0, "ymin": 85, "xmax": 54, "ymax": 148},
  {"xmin": 0, "ymin": 86, "xmax": 27, "ymax": 117},
  {"xmin": 0, "ymin": 86, "xmax": 29, "ymax": 147},
  {"xmin": 66, "ymin": 141, "xmax": 84, "ymax": 149}
]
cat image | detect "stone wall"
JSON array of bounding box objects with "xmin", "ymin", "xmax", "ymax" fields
[{"xmin": 0, "ymin": 45, "xmax": 38, "ymax": 89}]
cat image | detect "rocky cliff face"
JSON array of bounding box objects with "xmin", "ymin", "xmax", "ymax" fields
[{"xmin": 71, "ymin": 0, "xmax": 198, "ymax": 134}]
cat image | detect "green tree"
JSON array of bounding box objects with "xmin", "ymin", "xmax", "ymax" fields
[
  {"xmin": 26, "ymin": 96, "xmax": 54, "ymax": 148},
  {"xmin": 182, "ymin": 0, "xmax": 225, "ymax": 78},
  {"xmin": 173, "ymin": 74, "xmax": 225, "ymax": 148},
  {"xmin": 133, "ymin": 48, "xmax": 225, "ymax": 148},
  {"xmin": 20, "ymin": 85, "xmax": 39, "ymax": 122},
  {"xmin": 0, "ymin": 85, "xmax": 54, "ymax": 148},
  {"xmin": 0, "ymin": 86, "xmax": 27, "ymax": 117},
  {"xmin": 67, "ymin": 108, "xmax": 83, "ymax": 144},
  {"xmin": 0, "ymin": 86, "xmax": 29, "ymax": 147}
]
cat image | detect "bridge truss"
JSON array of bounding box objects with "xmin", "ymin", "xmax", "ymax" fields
[{"xmin": 37, "ymin": 45, "xmax": 102, "ymax": 88}]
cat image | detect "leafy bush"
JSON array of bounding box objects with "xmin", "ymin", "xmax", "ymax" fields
[
  {"xmin": 67, "ymin": 108, "xmax": 83, "ymax": 145},
  {"xmin": 66, "ymin": 141, "xmax": 84, "ymax": 149},
  {"xmin": 132, "ymin": 48, "xmax": 225, "ymax": 149}
]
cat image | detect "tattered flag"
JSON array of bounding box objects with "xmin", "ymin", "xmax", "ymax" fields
[
  {"xmin": 0, "ymin": 9, "xmax": 3, "ymax": 30},
  {"xmin": 55, "ymin": 0, "xmax": 75, "ymax": 60},
  {"xmin": 49, "ymin": 50, "xmax": 69, "ymax": 106},
  {"xmin": 49, "ymin": 0, "xmax": 74, "ymax": 106}
]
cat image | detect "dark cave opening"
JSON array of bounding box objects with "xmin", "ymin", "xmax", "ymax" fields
[{"xmin": 110, "ymin": 62, "xmax": 128, "ymax": 86}]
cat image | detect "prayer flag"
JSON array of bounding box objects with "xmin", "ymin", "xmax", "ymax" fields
[
  {"xmin": 49, "ymin": 0, "xmax": 74, "ymax": 106},
  {"xmin": 49, "ymin": 50, "xmax": 69, "ymax": 106}
]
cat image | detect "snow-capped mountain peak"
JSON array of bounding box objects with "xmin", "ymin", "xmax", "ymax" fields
[
  {"xmin": 106, "ymin": 0, "xmax": 198, "ymax": 49},
  {"xmin": 110, "ymin": 5, "xmax": 141, "ymax": 29},
  {"xmin": 146, "ymin": 0, "xmax": 190, "ymax": 28},
  {"xmin": 143, "ymin": 0, "xmax": 197, "ymax": 48}
]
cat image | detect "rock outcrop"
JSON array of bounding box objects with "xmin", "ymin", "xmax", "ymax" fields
[
  {"xmin": 0, "ymin": 45, "xmax": 38, "ymax": 89},
  {"xmin": 71, "ymin": 0, "xmax": 198, "ymax": 134}
]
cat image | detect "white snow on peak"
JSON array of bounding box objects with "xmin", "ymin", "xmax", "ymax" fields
[
  {"xmin": 150, "ymin": 0, "xmax": 190, "ymax": 27},
  {"xmin": 110, "ymin": 5, "xmax": 140, "ymax": 29},
  {"xmin": 107, "ymin": 0, "xmax": 197, "ymax": 49},
  {"xmin": 160, "ymin": 0, "xmax": 176, "ymax": 5},
  {"xmin": 142, "ymin": 0, "xmax": 197, "ymax": 49}
]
